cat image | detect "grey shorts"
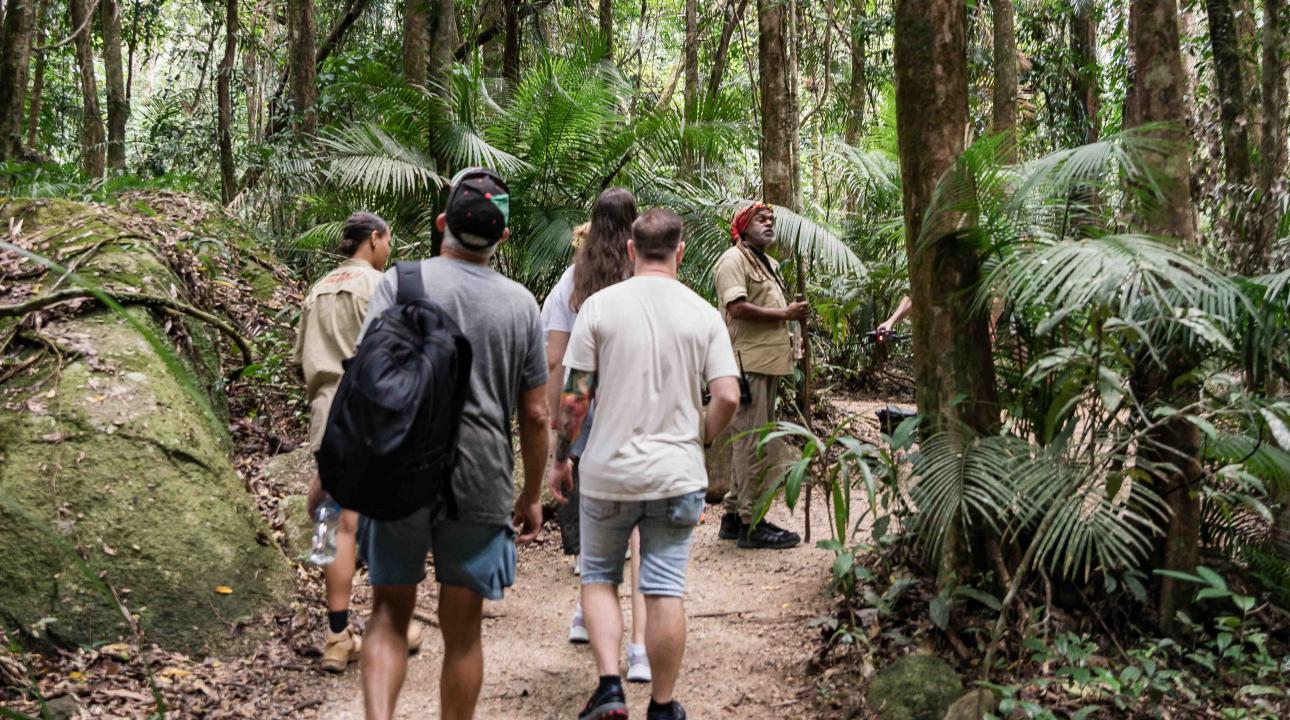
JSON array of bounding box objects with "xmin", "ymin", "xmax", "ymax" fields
[
  {"xmin": 358, "ymin": 508, "xmax": 516, "ymax": 601},
  {"xmin": 579, "ymin": 490, "xmax": 705, "ymax": 598}
]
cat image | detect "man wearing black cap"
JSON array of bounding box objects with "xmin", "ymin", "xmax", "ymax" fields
[{"xmin": 354, "ymin": 168, "xmax": 550, "ymax": 720}]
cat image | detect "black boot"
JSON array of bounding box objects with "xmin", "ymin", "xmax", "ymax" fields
[
  {"xmin": 718, "ymin": 512, "xmax": 744, "ymax": 540},
  {"xmin": 737, "ymin": 522, "xmax": 800, "ymax": 549}
]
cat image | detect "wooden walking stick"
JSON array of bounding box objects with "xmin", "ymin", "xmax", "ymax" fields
[{"xmin": 794, "ymin": 250, "xmax": 813, "ymax": 543}]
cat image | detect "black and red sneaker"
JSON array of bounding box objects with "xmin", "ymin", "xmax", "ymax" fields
[
  {"xmin": 647, "ymin": 700, "xmax": 687, "ymax": 720},
  {"xmin": 579, "ymin": 682, "xmax": 628, "ymax": 720}
]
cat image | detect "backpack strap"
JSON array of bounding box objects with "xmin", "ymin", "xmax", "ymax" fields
[{"xmin": 395, "ymin": 261, "xmax": 425, "ymax": 305}]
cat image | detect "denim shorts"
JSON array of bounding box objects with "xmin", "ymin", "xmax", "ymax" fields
[
  {"xmin": 579, "ymin": 490, "xmax": 705, "ymax": 598},
  {"xmin": 358, "ymin": 509, "xmax": 516, "ymax": 601}
]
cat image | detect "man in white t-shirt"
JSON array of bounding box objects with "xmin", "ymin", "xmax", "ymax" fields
[{"xmin": 549, "ymin": 208, "xmax": 741, "ymax": 720}]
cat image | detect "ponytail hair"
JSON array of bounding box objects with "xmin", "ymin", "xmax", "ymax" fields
[{"xmin": 337, "ymin": 212, "xmax": 389, "ymax": 256}]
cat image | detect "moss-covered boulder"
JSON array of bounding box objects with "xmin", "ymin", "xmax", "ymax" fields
[
  {"xmin": 866, "ymin": 654, "xmax": 963, "ymax": 720},
  {"xmin": 0, "ymin": 196, "xmax": 294, "ymax": 654}
]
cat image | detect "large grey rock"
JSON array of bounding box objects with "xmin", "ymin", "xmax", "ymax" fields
[
  {"xmin": 866, "ymin": 653, "xmax": 963, "ymax": 720},
  {"xmin": 0, "ymin": 198, "xmax": 292, "ymax": 654}
]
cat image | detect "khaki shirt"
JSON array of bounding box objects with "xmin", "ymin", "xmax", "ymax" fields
[
  {"xmin": 293, "ymin": 259, "xmax": 385, "ymax": 451},
  {"xmin": 713, "ymin": 243, "xmax": 795, "ymax": 376}
]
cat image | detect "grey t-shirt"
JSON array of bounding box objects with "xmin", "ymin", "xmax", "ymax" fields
[{"xmin": 359, "ymin": 257, "xmax": 548, "ymax": 526}]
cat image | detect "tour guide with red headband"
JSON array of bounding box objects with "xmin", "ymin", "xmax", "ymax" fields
[
  {"xmin": 729, "ymin": 201, "xmax": 773, "ymax": 244},
  {"xmin": 445, "ymin": 166, "xmax": 511, "ymax": 250}
]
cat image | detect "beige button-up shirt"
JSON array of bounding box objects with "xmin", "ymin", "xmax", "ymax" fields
[
  {"xmin": 713, "ymin": 243, "xmax": 795, "ymax": 377},
  {"xmin": 293, "ymin": 258, "xmax": 385, "ymax": 451}
]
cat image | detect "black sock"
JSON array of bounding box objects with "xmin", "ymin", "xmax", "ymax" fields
[
  {"xmin": 597, "ymin": 675, "xmax": 622, "ymax": 695},
  {"xmin": 327, "ymin": 609, "xmax": 349, "ymax": 634},
  {"xmin": 648, "ymin": 699, "xmax": 675, "ymax": 715}
]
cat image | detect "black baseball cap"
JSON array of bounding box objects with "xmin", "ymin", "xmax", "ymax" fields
[{"xmin": 445, "ymin": 167, "xmax": 511, "ymax": 249}]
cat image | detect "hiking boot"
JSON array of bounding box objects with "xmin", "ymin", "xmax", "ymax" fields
[
  {"xmin": 320, "ymin": 627, "xmax": 362, "ymax": 673},
  {"xmin": 737, "ymin": 522, "xmax": 800, "ymax": 550},
  {"xmin": 579, "ymin": 681, "xmax": 628, "ymax": 720},
  {"xmin": 406, "ymin": 619, "xmax": 425, "ymax": 654},
  {"xmin": 646, "ymin": 700, "xmax": 687, "ymax": 720},
  {"xmin": 568, "ymin": 604, "xmax": 589, "ymax": 644},
  {"xmin": 626, "ymin": 643, "xmax": 651, "ymax": 684},
  {"xmin": 756, "ymin": 519, "xmax": 801, "ymax": 545},
  {"xmin": 717, "ymin": 512, "xmax": 744, "ymax": 540}
]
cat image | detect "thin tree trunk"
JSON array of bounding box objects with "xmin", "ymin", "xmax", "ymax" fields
[
  {"xmin": 0, "ymin": 0, "xmax": 36, "ymax": 159},
  {"xmin": 599, "ymin": 0, "xmax": 612, "ymax": 58},
  {"xmin": 100, "ymin": 0, "xmax": 128, "ymax": 171},
  {"xmin": 218, "ymin": 0, "xmax": 237, "ymax": 205},
  {"xmin": 991, "ymin": 0, "xmax": 1017, "ymax": 157},
  {"xmin": 1235, "ymin": 0, "xmax": 1261, "ymax": 147},
  {"xmin": 26, "ymin": 0, "xmax": 49, "ymax": 151},
  {"xmin": 428, "ymin": 0, "xmax": 457, "ymax": 87},
  {"xmin": 503, "ymin": 0, "xmax": 520, "ymax": 85},
  {"xmin": 1070, "ymin": 2, "xmax": 1100, "ymax": 143},
  {"xmin": 707, "ymin": 0, "xmax": 749, "ymax": 101},
  {"xmin": 404, "ymin": 0, "xmax": 429, "ymax": 85},
  {"xmin": 1206, "ymin": 0, "xmax": 1254, "ymax": 186},
  {"xmin": 286, "ymin": 0, "xmax": 317, "ymax": 135},
  {"xmin": 894, "ymin": 0, "xmax": 999, "ymax": 587},
  {"xmin": 758, "ymin": 0, "xmax": 799, "ymax": 208},
  {"xmin": 1253, "ymin": 0, "xmax": 1286, "ymax": 274},
  {"xmin": 70, "ymin": 0, "xmax": 106, "ymax": 177},
  {"xmin": 844, "ymin": 0, "xmax": 866, "ymax": 146},
  {"xmin": 684, "ymin": 0, "xmax": 698, "ymax": 118},
  {"xmin": 1127, "ymin": 0, "xmax": 1202, "ymax": 633}
]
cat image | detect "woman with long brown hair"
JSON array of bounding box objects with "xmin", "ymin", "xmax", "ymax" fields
[{"xmin": 540, "ymin": 187, "xmax": 651, "ymax": 682}]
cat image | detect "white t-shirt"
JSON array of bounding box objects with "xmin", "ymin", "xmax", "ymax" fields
[
  {"xmin": 541, "ymin": 265, "xmax": 577, "ymax": 334},
  {"xmin": 563, "ymin": 275, "xmax": 740, "ymax": 501}
]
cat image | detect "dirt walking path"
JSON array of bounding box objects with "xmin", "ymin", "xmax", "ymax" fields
[{"xmin": 316, "ymin": 496, "xmax": 832, "ymax": 719}]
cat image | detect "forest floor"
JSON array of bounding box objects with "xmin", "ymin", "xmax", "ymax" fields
[{"xmin": 314, "ymin": 492, "xmax": 835, "ymax": 720}]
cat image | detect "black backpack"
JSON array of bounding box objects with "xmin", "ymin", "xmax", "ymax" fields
[{"xmin": 317, "ymin": 261, "xmax": 473, "ymax": 521}]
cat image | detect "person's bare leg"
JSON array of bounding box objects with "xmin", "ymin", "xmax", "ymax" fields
[
  {"xmin": 326, "ymin": 509, "xmax": 359, "ymax": 612},
  {"xmin": 629, "ymin": 530, "xmax": 646, "ymax": 646},
  {"xmin": 582, "ymin": 583, "xmax": 624, "ymax": 676},
  {"xmin": 438, "ymin": 585, "xmax": 485, "ymax": 720},
  {"xmin": 643, "ymin": 596, "xmax": 686, "ymax": 704},
  {"xmin": 361, "ymin": 584, "xmax": 416, "ymax": 720}
]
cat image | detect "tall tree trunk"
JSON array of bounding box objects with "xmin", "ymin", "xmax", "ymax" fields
[
  {"xmin": 1206, "ymin": 0, "xmax": 1254, "ymax": 186},
  {"xmin": 1205, "ymin": 0, "xmax": 1259, "ymax": 272},
  {"xmin": 844, "ymin": 0, "xmax": 867, "ymax": 146},
  {"xmin": 428, "ymin": 0, "xmax": 457, "ymax": 85},
  {"xmin": 100, "ymin": 0, "xmax": 128, "ymax": 172},
  {"xmin": 684, "ymin": 0, "xmax": 698, "ymax": 118},
  {"xmin": 70, "ymin": 0, "xmax": 106, "ymax": 178},
  {"xmin": 1252, "ymin": 0, "xmax": 1286, "ymax": 275},
  {"xmin": 599, "ymin": 0, "xmax": 613, "ymax": 58},
  {"xmin": 503, "ymin": 0, "xmax": 520, "ymax": 85},
  {"xmin": 707, "ymin": 0, "xmax": 749, "ymax": 101},
  {"xmin": 1070, "ymin": 2, "xmax": 1100, "ymax": 143},
  {"xmin": 26, "ymin": 0, "xmax": 49, "ymax": 151},
  {"xmin": 1127, "ymin": 0, "xmax": 1202, "ymax": 633},
  {"xmin": 218, "ymin": 0, "xmax": 238, "ymax": 205},
  {"xmin": 758, "ymin": 0, "xmax": 799, "ymax": 208},
  {"xmin": 404, "ymin": 0, "xmax": 429, "ymax": 85},
  {"xmin": 0, "ymin": 0, "xmax": 36, "ymax": 159},
  {"xmin": 894, "ymin": 0, "xmax": 999, "ymax": 587},
  {"xmin": 990, "ymin": 0, "xmax": 1017, "ymax": 156},
  {"xmin": 286, "ymin": 0, "xmax": 317, "ymax": 136}
]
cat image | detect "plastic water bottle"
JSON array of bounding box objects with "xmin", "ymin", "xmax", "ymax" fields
[{"xmin": 308, "ymin": 498, "xmax": 341, "ymax": 566}]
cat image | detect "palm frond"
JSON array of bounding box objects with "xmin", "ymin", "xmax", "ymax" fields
[{"xmin": 319, "ymin": 124, "xmax": 444, "ymax": 196}]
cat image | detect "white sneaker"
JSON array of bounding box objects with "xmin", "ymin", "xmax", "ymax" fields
[
  {"xmin": 626, "ymin": 643, "xmax": 651, "ymax": 683},
  {"xmin": 568, "ymin": 604, "xmax": 589, "ymax": 644},
  {"xmin": 572, "ymin": 553, "xmax": 581, "ymax": 576}
]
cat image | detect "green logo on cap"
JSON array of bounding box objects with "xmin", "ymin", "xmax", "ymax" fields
[{"xmin": 489, "ymin": 193, "xmax": 510, "ymax": 224}]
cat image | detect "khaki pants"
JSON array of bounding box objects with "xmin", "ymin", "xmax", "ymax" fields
[{"xmin": 722, "ymin": 373, "xmax": 779, "ymax": 523}]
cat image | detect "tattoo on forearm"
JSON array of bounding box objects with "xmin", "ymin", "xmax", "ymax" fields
[{"xmin": 555, "ymin": 369, "xmax": 595, "ymax": 462}]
